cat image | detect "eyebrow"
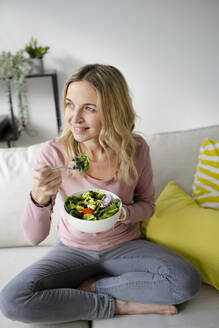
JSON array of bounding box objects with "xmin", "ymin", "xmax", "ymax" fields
[{"xmin": 65, "ymin": 97, "xmax": 97, "ymax": 107}]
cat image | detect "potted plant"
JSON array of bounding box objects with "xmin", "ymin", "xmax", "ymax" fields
[
  {"xmin": 0, "ymin": 50, "xmax": 33, "ymax": 132},
  {"xmin": 25, "ymin": 37, "xmax": 50, "ymax": 73}
]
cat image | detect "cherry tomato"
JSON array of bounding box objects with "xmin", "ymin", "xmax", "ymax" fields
[{"xmin": 83, "ymin": 208, "xmax": 94, "ymax": 217}]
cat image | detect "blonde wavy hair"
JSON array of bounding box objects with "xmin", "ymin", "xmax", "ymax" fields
[{"xmin": 58, "ymin": 64, "xmax": 140, "ymax": 185}]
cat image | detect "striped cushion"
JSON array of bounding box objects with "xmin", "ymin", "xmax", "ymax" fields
[{"xmin": 192, "ymin": 139, "xmax": 219, "ymax": 210}]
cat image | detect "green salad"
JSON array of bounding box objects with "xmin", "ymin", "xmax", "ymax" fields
[{"xmin": 64, "ymin": 190, "xmax": 121, "ymax": 221}]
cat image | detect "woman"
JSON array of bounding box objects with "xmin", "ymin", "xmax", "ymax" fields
[{"xmin": 0, "ymin": 64, "xmax": 201, "ymax": 324}]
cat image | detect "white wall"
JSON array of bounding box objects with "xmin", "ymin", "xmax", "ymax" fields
[{"xmin": 0, "ymin": 0, "xmax": 219, "ymax": 147}]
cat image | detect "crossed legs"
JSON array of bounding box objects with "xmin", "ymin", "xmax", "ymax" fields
[
  {"xmin": 0, "ymin": 238, "xmax": 201, "ymax": 323},
  {"xmin": 78, "ymin": 239, "xmax": 201, "ymax": 315}
]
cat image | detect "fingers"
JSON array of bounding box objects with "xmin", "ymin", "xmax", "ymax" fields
[
  {"xmin": 32, "ymin": 163, "xmax": 62, "ymax": 196},
  {"xmin": 78, "ymin": 231, "xmax": 101, "ymax": 236},
  {"xmin": 90, "ymin": 232, "xmax": 101, "ymax": 236},
  {"xmin": 119, "ymin": 210, "xmax": 124, "ymax": 219},
  {"xmin": 40, "ymin": 176, "xmax": 62, "ymax": 195},
  {"xmin": 34, "ymin": 164, "xmax": 60, "ymax": 181},
  {"xmin": 119, "ymin": 207, "xmax": 126, "ymax": 222},
  {"xmin": 34, "ymin": 170, "xmax": 61, "ymax": 187},
  {"xmin": 33, "ymin": 164, "xmax": 58, "ymax": 179}
]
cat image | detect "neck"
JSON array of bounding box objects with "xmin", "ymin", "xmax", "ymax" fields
[{"xmin": 79, "ymin": 142, "xmax": 105, "ymax": 161}]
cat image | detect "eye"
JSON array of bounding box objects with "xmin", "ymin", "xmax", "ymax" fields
[
  {"xmin": 86, "ymin": 106, "xmax": 96, "ymax": 112},
  {"xmin": 66, "ymin": 102, "xmax": 73, "ymax": 109}
]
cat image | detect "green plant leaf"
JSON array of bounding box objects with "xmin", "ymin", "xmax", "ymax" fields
[
  {"xmin": 0, "ymin": 49, "xmax": 33, "ymax": 130},
  {"xmin": 25, "ymin": 37, "xmax": 50, "ymax": 58}
]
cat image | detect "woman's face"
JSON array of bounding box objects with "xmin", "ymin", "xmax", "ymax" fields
[{"xmin": 65, "ymin": 80, "xmax": 102, "ymax": 145}]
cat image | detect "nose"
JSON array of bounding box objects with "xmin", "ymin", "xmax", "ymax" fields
[{"xmin": 71, "ymin": 107, "xmax": 83, "ymax": 123}]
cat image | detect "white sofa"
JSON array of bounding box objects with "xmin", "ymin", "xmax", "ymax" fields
[{"xmin": 0, "ymin": 124, "xmax": 218, "ymax": 328}]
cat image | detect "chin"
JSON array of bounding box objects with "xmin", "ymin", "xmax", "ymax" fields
[
  {"xmin": 72, "ymin": 134, "xmax": 86, "ymax": 142},
  {"xmin": 72, "ymin": 132, "xmax": 90, "ymax": 143}
]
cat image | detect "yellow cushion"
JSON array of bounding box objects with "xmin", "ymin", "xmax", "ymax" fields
[
  {"xmin": 192, "ymin": 139, "xmax": 219, "ymax": 210},
  {"xmin": 141, "ymin": 181, "xmax": 219, "ymax": 290}
]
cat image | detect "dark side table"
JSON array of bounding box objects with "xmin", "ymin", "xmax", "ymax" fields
[{"xmin": 0, "ymin": 70, "xmax": 61, "ymax": 148}]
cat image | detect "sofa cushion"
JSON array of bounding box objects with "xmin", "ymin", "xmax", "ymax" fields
[
  {"xmin": 0, "ymin": 247, "xmax": 89, "ymax": 328},
  {"xmin": 141, "ymin": 181, "xmax": 219, "ymax": 290},
  {"xmin": 145, "ymin": 124, "xmax": 219, "ymax": 198},
  {"xmin": 0, "ymin": 144, "xmax": 59, "ymax": 247},
  {"xmin": 192, "ymin": 139, "xmax": 219, "ymax": 209}
]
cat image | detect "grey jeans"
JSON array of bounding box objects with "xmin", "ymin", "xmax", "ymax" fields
[{"xmin": 0, "ymin": 237, "xmax": 201, "ymax": 324}]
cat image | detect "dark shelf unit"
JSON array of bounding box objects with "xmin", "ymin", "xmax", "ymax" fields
[
  {"xmin": 0, "ymin": 120, "xmax": 20, "ymax": 147},
  {"xmin": 0, "ymin": 70, "xmax": 61, "ymax": 147}
]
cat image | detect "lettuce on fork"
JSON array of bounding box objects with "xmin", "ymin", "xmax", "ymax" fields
[{"xmin": 71, "ymin": 154, "xmax": 90, "ymax": 172}]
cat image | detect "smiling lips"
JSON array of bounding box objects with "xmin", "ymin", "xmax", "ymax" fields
[{"xmin": 73, "ymin": 127, "xmax": 89, "ymax": 134}]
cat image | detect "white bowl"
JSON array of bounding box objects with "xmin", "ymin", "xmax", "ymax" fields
[{"xmin": 63, "ymin": 189, "xmax": 122, "ymax": 233}]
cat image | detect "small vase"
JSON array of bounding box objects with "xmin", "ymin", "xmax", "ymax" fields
[{"xmin": 31, "ymin": 58, "xmax": 44, "ymax": 74}]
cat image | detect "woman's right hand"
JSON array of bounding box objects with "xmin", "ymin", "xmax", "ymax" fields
[{"xmin": 31, "ymin": 163, "xmax": 62, "ymax": 205}]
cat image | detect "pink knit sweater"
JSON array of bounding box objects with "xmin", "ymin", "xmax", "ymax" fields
[{"xmin": 22, "ymin": 134, "xmax": 155, "ymax": 251}]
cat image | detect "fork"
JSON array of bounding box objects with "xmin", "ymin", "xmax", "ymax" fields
[
  {"xmin": 51, "ymin": 164, "xmax": 77, "ymax": 171},
  {"xmin": 33, "ymin": 163, "xmax": 77, "ymax": 172},
  {"xmin": 33, "ymin": 156, "xmax": 85, "ymax": 172}
]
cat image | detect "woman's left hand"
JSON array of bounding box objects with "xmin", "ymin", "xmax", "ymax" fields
[
  {"xmin": 119, "ymin": 208, "xmax": 125, "ymax": 220},
  {"xmin": 119, "ymin": 207, "xmax": 126, "ymax": 222}
]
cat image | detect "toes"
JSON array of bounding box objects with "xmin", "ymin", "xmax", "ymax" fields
[
  {"xmin": 169, "ymin": 305, "xmax": 178, "ymax": 314},
  {"xmin": 155, "ymin": 305, "xmax": 178, "ymax": 315},
  {"xmin": 164, "ymin": 305, "xmax": 178, "ymax": 314}
]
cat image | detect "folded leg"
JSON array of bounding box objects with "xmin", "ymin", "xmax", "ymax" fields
[
  {"xmin": 95, "ymin": 239, "xmax": 201, "ymax": 305},
  {"xmin": 0, "ymin": 241, "xmax": 115, "ymax": 323}
]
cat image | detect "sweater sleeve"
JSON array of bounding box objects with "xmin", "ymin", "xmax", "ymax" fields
[
  {"xmin": 122, "ymin": 137, "xmax": 155, "ymax": 224},
  {"xmin": 22, "ymin": 194, "xmax": 54, "ymax": 245},
  {"xmin": 21, "ymin": 139, "xmax": 61, "ymax": 245}
]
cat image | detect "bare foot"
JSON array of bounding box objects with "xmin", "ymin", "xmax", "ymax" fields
[
  {"xmin": 77, "ymin": 274, "xmax": 111, "ymax": 292},
  {"xmin": 78, "ymin": 279, "xmax": 178, "ymax": 315},
  {"xmin": 115, "ymin": 299, "xmax": 178, "ymax": 315},
  {"xmin": 77, "ymin": 278, "xmax": 96, "ymax": 292}
]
